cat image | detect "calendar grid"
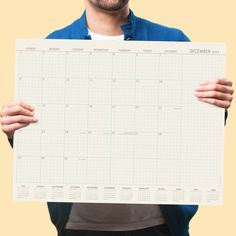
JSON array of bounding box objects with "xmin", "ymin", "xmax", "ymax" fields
[
  {"xmin": 109, "ymin": 53, "xmax": 114, "ymax": 185},
  {"xmin": 62, "ymin": 52, "xmax": 68, "ymax": 184},
  {"xmin": 131, "ymin": 53, "xmax": 138, "ymax": 185},
  {"xmin": 13, "ymin": 40, "xmax": 225, "ymax": 205},
  {"xmin": 39, "ymin": 51, "xmax": 44, "ymax": 183},
  {"xmin": 155, "ymin": 54, "xmax": 161, "ymax": 185}
]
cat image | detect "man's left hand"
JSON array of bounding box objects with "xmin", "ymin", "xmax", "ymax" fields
[{"xmin": 195, "ymin": 78, "xmax": 234, "ymax": 109}]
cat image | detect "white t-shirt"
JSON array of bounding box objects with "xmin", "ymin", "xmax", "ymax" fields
[
  {"xmin": 88, "ymin": 29, "xmax": 124, "ymax": 41},
  {"xmin": 65, "ymin": 29, "xmax": 165, "ymax": 231}
]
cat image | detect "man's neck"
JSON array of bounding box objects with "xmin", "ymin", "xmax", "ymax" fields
[{"xmin": 85, "ymin": 1, "xmax": 129, "ymax": 36}]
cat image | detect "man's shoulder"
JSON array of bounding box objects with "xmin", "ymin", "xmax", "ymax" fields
[
  {"xmin": 137, "ymin": 16, "xmax": 190, "ymax": 41},
  {"xmin": 46, "ymin": 22, "xmax": 73, "ymax": 39},
  {"xmin": 46, "ymin": 18, "xmax": 82, "ymax": 39}
]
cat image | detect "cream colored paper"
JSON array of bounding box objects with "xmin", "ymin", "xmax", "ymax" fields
[{"xmin": 13, "ymin": 39, "xmax": 225, "ymax": 205}]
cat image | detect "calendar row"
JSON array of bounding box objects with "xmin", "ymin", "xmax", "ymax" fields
[
  {"xmin": 25, "ymin": 104, "xmax": 183, "ymax": 132},
  {"xmin": 17, "ymin": 51, "xmax": 186, "ymax": 79},
  {"xmin": 17, "ymin": 77, "xmax": 188, "ymax": 106},
  {"xmin": 15, "ymin": 157, "xmax": 221, "ymax": 187},
  {"xmin": 15, "ymin": 183, "xmax": 222, "ymax": 204}
]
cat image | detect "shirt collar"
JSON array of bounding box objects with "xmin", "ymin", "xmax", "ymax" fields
[{"xmin": 71, "ymin": 9, "xmax": 147, "ymax": 41}]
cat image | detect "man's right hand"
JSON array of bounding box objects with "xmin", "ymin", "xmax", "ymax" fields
[{"xmin": 0, "ymin": 100, "xmax": 38, "ymax": 139}]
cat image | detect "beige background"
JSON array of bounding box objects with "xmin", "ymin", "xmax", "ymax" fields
[{"xmin": 0, "ymin": 0, "xmax": 235, "ymax": 235}]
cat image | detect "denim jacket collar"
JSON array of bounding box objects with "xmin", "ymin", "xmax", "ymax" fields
[{"xmin": 71, "ymin": 9, "xmax": 148, "ymax": 41}]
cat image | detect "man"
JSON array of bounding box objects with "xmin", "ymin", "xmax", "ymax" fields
[{"xmin": 0, "ymin": 1, "xmax": 234, "ymax": 236}]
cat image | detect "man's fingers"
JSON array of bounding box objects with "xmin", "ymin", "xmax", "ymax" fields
[
  {"xmin": 2, "ymin": 100, "xmax": 34, "ymax": 111},
  {"xmin": 1, "ymin": 105, "xmax": 34, "ymax": 117},
  {"xmin": 197, "ymin": 98, "xmax": 230, "ymax": 109},
  {"xmin": 200, "ymin": 78, "xmax": 232, "ymax": 87},
  {"xmin": 0, "ymin": 115, "xmax": 38, "ymax": 125},
  {"xmin": 195, "ymin": 91, "xmax": 233, "ymax": 102},
  {"xmin": 195, "ymin": 84, "xmax": 234, "ymax": 95},
  {"xmin": 1, "ymin": 123, "xmax": 30, "ymax": 134}
]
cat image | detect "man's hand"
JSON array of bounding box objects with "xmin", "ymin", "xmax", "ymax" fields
[
  {"xmin": 195, "ymin": 78, "xmax": 234, "ymax": 109},
  {"xmin": 0, "ymin": 100, "xmax": 37, "ymax": 139}
]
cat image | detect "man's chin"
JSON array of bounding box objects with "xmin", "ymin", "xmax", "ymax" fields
[{"xmin": 89, "ymin": 0, "xmax": 129, "ymax": 12}]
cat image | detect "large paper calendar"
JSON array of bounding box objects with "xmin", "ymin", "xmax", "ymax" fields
[{"xmin": 13, "ymin": 39, "xmax": 225, "ymax": 204}]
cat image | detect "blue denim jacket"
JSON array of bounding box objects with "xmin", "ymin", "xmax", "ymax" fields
[{"xmin": 45, "ymin": 9, "xmax": 197, "ymax": 236}]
